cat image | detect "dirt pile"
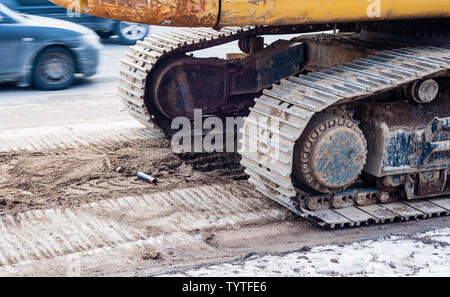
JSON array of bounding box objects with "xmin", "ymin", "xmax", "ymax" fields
[{"xmin": 0, "ymin": 138, "xmax": 245, "ymax": 215}]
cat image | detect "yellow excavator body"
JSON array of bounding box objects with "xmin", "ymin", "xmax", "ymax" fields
[
  {"xmin": 50, "ymin": 0, "xmax": 450, "ymax": 27},
  {"xmin": 219, "ymin": 0, "xmax": 450, "ymax": 26}
]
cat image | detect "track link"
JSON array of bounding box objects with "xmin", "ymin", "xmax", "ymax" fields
[
  {"xmin": 239, "ymin": 44, "xmax": 450, "ymax": 228},
  {"xmin": 118, "ymin": 24, "xmax": 340, "ymax": 133}
]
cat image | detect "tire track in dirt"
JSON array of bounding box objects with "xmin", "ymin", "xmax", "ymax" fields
[
  {"xmin": 0, "ymin": 126, "xmax": 247, "ymax": 213},
  {"xmin": 0, "ymin": 120, "xmax": 162, "ymax": 153},
  {"xmin": 0, "ymin": 183, "xmax": 286, "ymax": 270},
  {"xmin": 0, "ymin": 117, "xmax": 289, "ymax": 275}
]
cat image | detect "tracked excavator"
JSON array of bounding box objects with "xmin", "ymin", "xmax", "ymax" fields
[{"xmin": 51, "ymin": 0, "xmax": 450, "ymax": 227}]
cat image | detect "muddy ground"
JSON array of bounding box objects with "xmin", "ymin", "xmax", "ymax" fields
[
  {"xmin": 0, "ymin": 138, "xmax": 245, "ymax": 215},
  {"xmin": 0, "ymin": 135, "xmax": 448, "ymax": 277}
]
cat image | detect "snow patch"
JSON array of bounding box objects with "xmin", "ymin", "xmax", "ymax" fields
[{"xmin": 166, "ymin": 228, "xmax": 450, "ymax": 277}]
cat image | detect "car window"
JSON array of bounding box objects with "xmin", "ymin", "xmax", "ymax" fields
[
  {"xmin": 0, "ymin": 12, "xmax": 16, "ymax": 23},
  {"xmin": 16, "ymin": 0, "xmax": 50, "ymax": 6},
  {"xmin": 0, "ymin": 4, "xmax": 21, "ymax": 23},
  {"xmin": 9, "ymin": 0, "xmax": 70, "ymax": 18}
]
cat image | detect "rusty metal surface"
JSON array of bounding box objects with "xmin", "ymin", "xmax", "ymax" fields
[
  {"xmin": 228, "ymin": 40, "xmax": 303, "ymax": 95},
  {"xmin": 150, "ymin": 56, "xmax": 229, "ymax": 119},
  {"xmin": 117, "ymin": 24, "xmax": 341, "ymax": 133},
  {"xmin": 293, "ymin": 114, "xmax": 367, "ymax": 193},
  {"xmin": 148, "ymin": 39, "xmax": 303, "ymax": 120},
  {"xmin": 297, "ymin": 33, "xmax": 388, "ymax": 71},
  {"xmin": 50, "ymin": 0, "xmax": 218, "ymax": 27},
  {"xmin": 404, "ymin": 170, "xmax": 450, "ymax": 199},
  {"xmin": 239, "ymin": 42, "xmax": 450, "ymax": 228},
  {"xmin": 359, "ymin": 97, "xmax": 450, "ymax": 177}
]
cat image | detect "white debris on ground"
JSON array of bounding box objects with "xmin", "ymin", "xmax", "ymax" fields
[{"xmin": 166, "ymin": 228, "xmax": 450, "ymax": 277}]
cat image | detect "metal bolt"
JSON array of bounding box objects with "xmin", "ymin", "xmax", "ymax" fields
[{"xmin": 409, "ymin": 79, "xmax": 439, "ymax": 103}]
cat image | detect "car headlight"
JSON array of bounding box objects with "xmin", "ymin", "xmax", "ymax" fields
[{"xmin": 81, "ymin": 34, "xmax": 103, "ymax": 49}]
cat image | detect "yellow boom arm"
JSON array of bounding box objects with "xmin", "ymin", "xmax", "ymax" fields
[{"xmin": 50, "ymin": 0, "xmax": 450, "ymax": 27}]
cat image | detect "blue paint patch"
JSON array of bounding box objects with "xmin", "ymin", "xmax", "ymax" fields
[
  {"xmin": 315, "ymin": 132, "xmax": 365, "ymax": 187},
  {"xmin": 382, "ymin": 125, "xmax": 449, "ymax": 172}
]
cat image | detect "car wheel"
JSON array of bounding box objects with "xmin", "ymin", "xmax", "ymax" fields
[
  {"xmin": 97, "ymin": 31, "xmax": 114, "ymax": 39},
  {"xmin": 116, "ymin": 21, "xmax": 149, "ymax": 45},
  {"xmin": 33, "ymin": 47, "xmax": 75, "ymax": 90}
]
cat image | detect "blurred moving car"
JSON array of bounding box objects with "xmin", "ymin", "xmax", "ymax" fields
[
  {"xmin": 0, "ymin": 3, "xmax": 101, "ymax": 90},
  {"xmin": 0, "ymin": 0, "xmax": 149, "ymax": 45}
]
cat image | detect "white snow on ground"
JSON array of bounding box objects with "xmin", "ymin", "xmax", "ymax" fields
[{"xmin": 166, "ymin": 228, "xmax": 450, "ymax": 277}]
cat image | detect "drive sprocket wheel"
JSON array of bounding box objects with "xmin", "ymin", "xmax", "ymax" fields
[{"xmin": 293, "ymin": 114, "xmax": 367, "ymax": 193}]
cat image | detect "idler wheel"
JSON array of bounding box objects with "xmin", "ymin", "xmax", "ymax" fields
[
  {"xmin": 293, "ymin": 114, "xmax": 367, "ymax": 193},
  {"xmin": 406, "ymin": 79, "xmax": 439, "ymax": 104}
]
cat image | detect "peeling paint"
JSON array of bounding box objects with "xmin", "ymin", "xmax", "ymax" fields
[
  {"xmin": 50, "ymin": 0, "xmax": 450, "ymax": 27},
  {"xmin": 49, "ymin": 0, "xmax": 218, "ymax": 27}
]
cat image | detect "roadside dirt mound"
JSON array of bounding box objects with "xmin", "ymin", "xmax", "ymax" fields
[{"xmin": 0, "ymin": 138, "xmax": 245, "ymax": 215}]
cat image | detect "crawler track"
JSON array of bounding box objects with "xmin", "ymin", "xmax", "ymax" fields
[
  {"xmin": 119, "ymin": 26, "xmax": 259, "ymax": 132},
  {"xmin": 239, "ymin": 45, "xmax": 450, "ymax": 228},
  {"xmin": 118, "ymin": 25, "xmax": 336, "ymax": 132},
  {"xmin": 119, "ymin": 26, "xmax": 450, "ymax": 228}
]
